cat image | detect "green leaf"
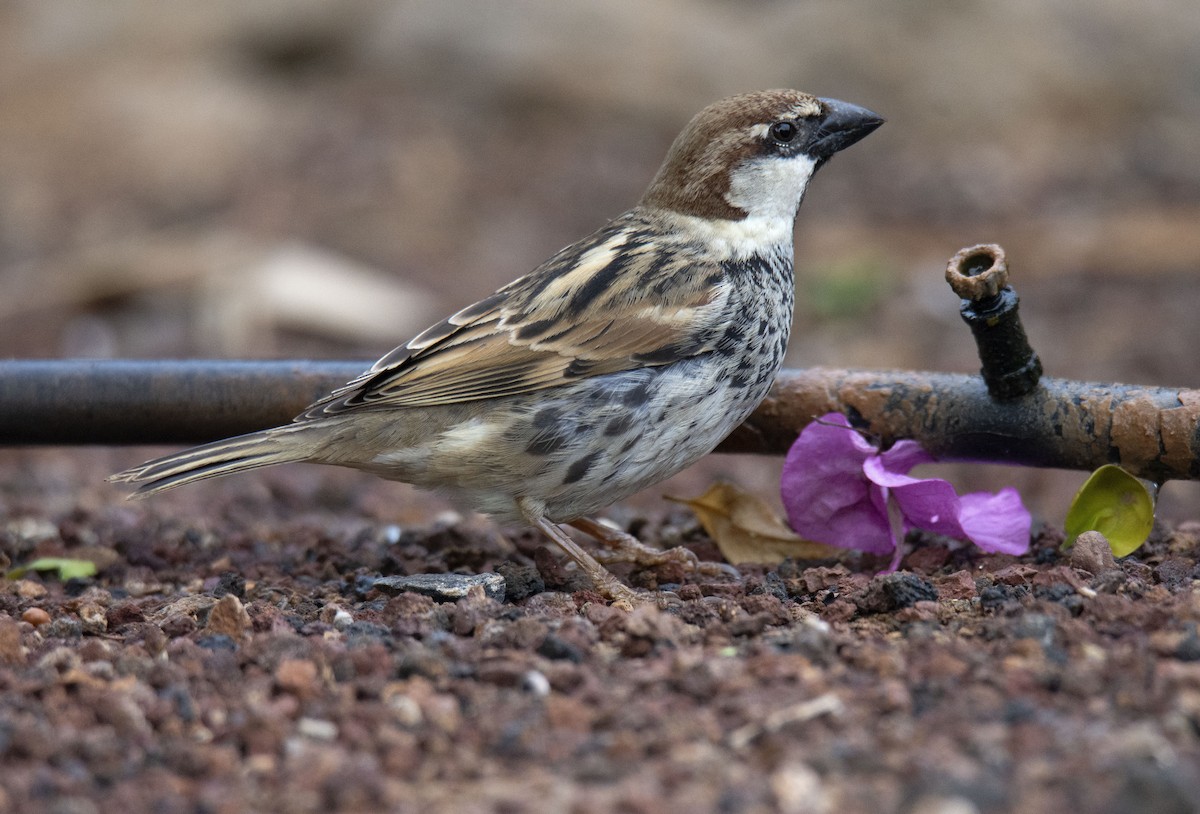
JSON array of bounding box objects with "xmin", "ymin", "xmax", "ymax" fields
[
  {"xmin": 1064, "ymin": 465, "xmax": 1155, "ymax": 557},
  {"xmin": 6, "ymin": 557, "xmax": 98, "ymax": 581}
]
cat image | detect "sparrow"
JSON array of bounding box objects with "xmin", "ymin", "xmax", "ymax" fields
[{"xmin": 111, "ymin": 90, "xmax": 883, "ymax": 602}]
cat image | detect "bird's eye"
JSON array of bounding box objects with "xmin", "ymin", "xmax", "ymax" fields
[{"xmin": 769, "ymin": 120, "xmax": 798, "ymax": 144}]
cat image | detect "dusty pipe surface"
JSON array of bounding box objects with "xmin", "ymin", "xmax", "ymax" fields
[
  {"xmin": 3, "ymin": 360, "xmax": 1200, "ymax": 482},
  {"xmin": 724, "ymin": 367, "xmax": 1200, "ymax": 483},
  {"xmin": 0, "ymin": 360, "xmax": 367, "ymax": 445}
]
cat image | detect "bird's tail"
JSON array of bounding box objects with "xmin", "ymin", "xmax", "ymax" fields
[{"xmin": 108, "ymin": 426, "xmax": 311, "ymax": 498}]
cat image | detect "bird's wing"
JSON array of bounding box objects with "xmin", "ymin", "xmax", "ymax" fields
[{"xmin": 297, "ymin": 219, "xmax": 733, "ymax": 419}]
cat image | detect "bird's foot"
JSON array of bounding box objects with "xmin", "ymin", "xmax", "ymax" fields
[
  {"xmin": 569, "ymin": 517, "xmax": 739, "ymax": 579},
  {"xmin": 520, "ymin": 501, "xmax": 641, "ymax": 605}
]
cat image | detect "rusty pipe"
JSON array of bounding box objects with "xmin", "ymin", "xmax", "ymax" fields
[
  {"xmin": 724, "ymin": 367, "xmax": 1200, "ymax": 484},
  {"xmin": 2, "ymin": 360, "xmax": 1200, "ymax": 483}
]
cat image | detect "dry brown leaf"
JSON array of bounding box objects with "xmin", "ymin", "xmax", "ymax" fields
[{"xmin": 669, "ymin": 482, "xmax": 842, "ymax": 565}]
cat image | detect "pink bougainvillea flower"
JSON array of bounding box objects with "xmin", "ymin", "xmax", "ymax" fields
[{"xmin": 781, "ymin": 413, "xmax": 1031, "ymax": 569}]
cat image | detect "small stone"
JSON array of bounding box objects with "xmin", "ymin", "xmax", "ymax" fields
[
  {"xmin": 520, "ymin": 669, "xmax": 551, "ymax": 697},
  {"xmin": 372, "ymin": 573, "xmax": 506, "ymax": 603},
  {"xmin": 212, "ymin": 572, "xmax": 246, "ymax": 599},
  {"xmin": 382, "ymin": 686, "xmax": 424, "ymax": 726},
  {"xmin": 935, "ymin": 570, "xmax": 978, "ymax": 600},
  {"xmin": 46, "ymin": 617, "xmax": 83, "ymax": 639},
  {"xmin": 14, "ymin": 579, "xmax": 47, "ymax": 599},
  {"xmin": 203, "ymin": 594, "xmax": 252, "ymax": 640},
  {"xmin": 277, "ymin": 658, "xmax": 320, "ymax": 697},
  {"xmin": 992, "ymin": 564, "xmax": 1038, "ymax": 586},
  {"xmin": 1175, "ymin": 629, "xmax": 1200, "ymax": 662},
  {"xmin": 150, "ymin": 595, "xmax": 218, "ymax": 623},
  {"xmin": 77, "ymin": 602, "xmax": 108, "ymax": 635},
  {"xmin": 858, "ymin": 572, "xmax": 938, "ymax": 613},
  {"xmin": 537, "ymin": 632, "xmax": 585, "ymax": 663},
  {"xmin": 1070, "ymin": 530, "xmax": 1118, "ymax": 576},
  {"xmin": 159, "ymin": 613, "xmax": 198, "ymax": 638},
  {"xmin": 21, "ymin": 607, "xmax": 51, "ymax": 627},
  {"xmin": 496, "ymin": 562, "xmax": 545, "ymax": 601},
  {"xmin": 296, "ymin": 717, "xmax": 338, "ymax": 741},
  {"xmin": 196, "ymin": 634, "xmax": 237, "ymax": 651},
  {"xmin": 422, "ymin": 692, "xmax": 462, "ymax": 734},
  {"xmin": 0, "ymin": 618, "xmax": 26, "ymax": 665},
  {"xmin": 1154, "ymin": 558, "xmax": 1193, "ymax": 591},
  {"xmin": 771, "ymin": 760, "xmax": 827, "ymax": 814},
  {"xmin": 979, "ymin": 583, "xmax": 1025, "ymax": 612},
  {"xmin": 1011, "ymin": 612, "xmax": 1059, "ymax": 649},
  {"xmin": 319, "ymin": 603, "xmax": 354, "ymax": 629},
  {"xmin": 907, "ymin": 796, "xmax": 980, "ymax": 814}
]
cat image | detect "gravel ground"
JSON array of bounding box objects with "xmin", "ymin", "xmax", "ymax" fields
[{"xmin": 2, "ymin": 452, "xmax": 1200, "ymax": 814}]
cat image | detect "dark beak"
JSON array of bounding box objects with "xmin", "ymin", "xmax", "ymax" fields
[{"xmin": 807, "ymin": 98, "xmax": 884, "ymax": 166}]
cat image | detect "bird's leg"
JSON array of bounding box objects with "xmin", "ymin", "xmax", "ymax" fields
[
  {"xmin": 518, "ymin": 498, "xmax": 638, "ymax": 604},
  {"xmin": 569, "ymin": 517, "xmax": 738, "ymax": 578}
]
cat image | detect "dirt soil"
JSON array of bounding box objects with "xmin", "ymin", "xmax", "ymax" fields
[{"xmin": 1, "ymin": 451, "xmax": 1199, "ymax": 814}]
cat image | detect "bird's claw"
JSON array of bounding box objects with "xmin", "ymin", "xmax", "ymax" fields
[{"xmin": 592, "ymin": 539, "xmax": 736, "ymax": 579}]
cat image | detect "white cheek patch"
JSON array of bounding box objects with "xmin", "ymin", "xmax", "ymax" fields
[{"xmin": 724, "ymin": 155, "xmax": 818, "ymax": 221}]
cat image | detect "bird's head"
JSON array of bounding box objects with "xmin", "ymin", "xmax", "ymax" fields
[{"xmin": 641, "ymin": 89, "xmax": 883, "ymax": 222}]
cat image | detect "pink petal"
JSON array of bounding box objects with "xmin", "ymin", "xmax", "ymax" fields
[
  {"xmin": 957, "ymin": 488, "xmax": 1032, "ymax": 554},
  {"xmin": 781, "ymin": 414, "xmax": 1033, "ymax": 559},
  {"xmin": 876, "ymin": 438, "xmax": 936, "ymax": 475},
  {"xmin": 864, "ymin": 456, "xmax": 1031, "ymax": 554},
  {"xmin": 863, "ymin": 457, "xmax": 970, "ymax": 538},
  {"xmin": 781, "ymin": 415, "xmax": 895, "ymax": 554}
]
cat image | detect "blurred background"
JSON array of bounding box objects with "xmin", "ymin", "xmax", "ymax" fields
[{"xmin": 2, "ymin": 0, "xmax": 1199, "ymax": 523}]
